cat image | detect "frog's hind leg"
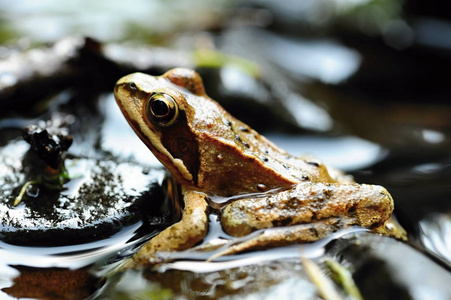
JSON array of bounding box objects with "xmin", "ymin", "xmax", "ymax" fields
[
  {"xmin": 213, "ymin": 182, "xmax": 401, "ymax": 259},
  {"xmin": 221, "ymin": 182, "xmax": 394, "ymax": 237},
  {"xmin": 208, "ymin": 217, "xmax": 349, "ymax": 260},
  {"xmin": 128, "ymin": 189, "xmax": 209, "ymax": 268}
]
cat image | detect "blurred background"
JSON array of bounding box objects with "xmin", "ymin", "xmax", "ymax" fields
[{"xmin": 0, "ymin": 0, "xmax": 450, "ymax": 299}]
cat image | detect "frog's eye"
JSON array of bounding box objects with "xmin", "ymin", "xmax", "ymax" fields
[{"xmin": 146, "ymin": 93, "xmax": 179, "ymax": 127}]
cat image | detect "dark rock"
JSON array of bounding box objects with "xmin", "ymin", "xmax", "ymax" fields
[
  {"xmin": 0, "ymin": 139, "xmax": 167, "ymax": 246},
  {"xmin": 328, "ymin": 233, "xmax": 451, "ymax": 300}
]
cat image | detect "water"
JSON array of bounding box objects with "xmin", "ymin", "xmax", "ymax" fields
[
  {"xmin": 0, "ymin": 222, "xmax": 143, "ymax": 299},
  {"xmin": 156, "ymin": 219, "xmax": 367, "ymax": 273},
  {"xmin": 0, "ymin": 223, "xmax": 142, "ymax": 269}
]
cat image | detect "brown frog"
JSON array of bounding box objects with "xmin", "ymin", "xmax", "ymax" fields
[{"xmin": 114, "ymin": 68, "xmax": 406, "ymax": 267}]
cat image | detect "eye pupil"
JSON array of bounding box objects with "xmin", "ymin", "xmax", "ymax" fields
[
  {"xmin": 146, "ymin": 93, "xmax": 179, "ymax": 127},
  {"xmin": 151, "ymin": 99, "xmax": 170, "ymax": 117}
]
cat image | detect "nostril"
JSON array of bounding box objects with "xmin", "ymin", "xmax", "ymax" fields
[{"xmin": 128, "ymin": 82, "xmax": 137, "ymax": 90}]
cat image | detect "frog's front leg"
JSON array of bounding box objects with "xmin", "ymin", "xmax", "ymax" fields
[
  {"xmin": 129, "ymin": 187, "xmax": 209, "ymax": 267},
  {"xmin": 217, "ymin": 182, "xmax": 399, "ymax": 256}
]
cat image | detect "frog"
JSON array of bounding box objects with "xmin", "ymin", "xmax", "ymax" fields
[{"xmin": 114, "ymin": 68, "xmax": 406, "ymax": 267}]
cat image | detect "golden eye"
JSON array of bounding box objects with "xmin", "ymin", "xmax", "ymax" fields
[{"xmin": 146, "ymin": 93, "xmax": 179, "ymax": 127}]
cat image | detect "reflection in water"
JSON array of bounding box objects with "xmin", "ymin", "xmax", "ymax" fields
[
  {"xmin": 419, "ymin": 213, "xmax": 451, "ymax": 264},
  {"xmin": 155, "ymin": 215, "xmax": 367, "ymax": 273},
  {"xmin": 282, "ymin": 91, "xmax": 334, "ymax": 131},
  {"xmin": 110, "ymin": 259, "xmax": 318, "ymax": 300},
  {"xmin": 0, "ymin": 223, "xmax": 143, "ymax": 270},
  {"xmin": 0, "ymin": 222, "xmax": 155, "ymax": 299},
  {"xmin": 422, "ymin": 129, "xmax": 446, "ymax": 144},
  {"xmin": 2, "ymin": 266, "xmax": 98, "ymax": 300}
]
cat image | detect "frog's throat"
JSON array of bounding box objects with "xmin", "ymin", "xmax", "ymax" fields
[{"xmin": 137, "ymin": 115, "xmax": 193, "ymax": 183}]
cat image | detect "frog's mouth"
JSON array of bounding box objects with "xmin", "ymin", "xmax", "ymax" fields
[
  {"xmin": 135, "ymin": 129, "xmax": 199, "ymax": 190},
  {"xmin": 114, "ymin": 80, "xmax": 199, "ymax": 189}
]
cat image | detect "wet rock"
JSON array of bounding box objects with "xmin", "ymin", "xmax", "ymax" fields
[
  {"xmin": 0, "ymin": 139, "xmax": 167, "ymax": 246},
  {"xmin": 0, "ymin": 37, "xmax": 193, "ymax": 116},
  {"xmin": 419, "ymin": 213, "xmax": 451, "ymax": 264},
  {"xmin": 9, "ymin": 113, "xmax": 76, "ymax": 208},
  {"xmin": 198, "ymin": 66, "xmax": 308, "ymax": 133},
  {"xmin": 0, "ymin": 37, "xmax": 96, "ymax": 111},
  {"xmin": 328, "ymin": 233, "xmax": 451, "ymax": 300}
]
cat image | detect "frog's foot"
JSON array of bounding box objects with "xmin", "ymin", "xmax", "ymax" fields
[
  {"xmin": 372, "ymin": 216, "xmax": 407, "ymax": 241},
  {"xmin": 128, "ymin": 189, "xmax": 209, "ymax": 268},
  {"xmin": 208, "ymin": 217, "xmax": 348, "ymax": 260}
]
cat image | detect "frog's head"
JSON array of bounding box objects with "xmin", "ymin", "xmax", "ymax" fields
[
  {"xmin": 114, "ymin": 68, "xmax": 209, "ymax": 188},
  {"xmin": 115, "ymin": 68, "xmax": 297, "ymax": 195}
]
